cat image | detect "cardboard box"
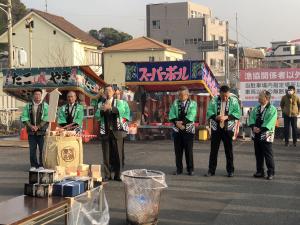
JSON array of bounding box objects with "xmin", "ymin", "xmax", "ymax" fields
[
  {"xmin": 91, "ymin": 171, "xmax": 101, "ymax": 179},
  {"xmin": 78, "ymin": 164, "xmax": 89, "ymax": 171},
  {"xmin": 29, "ymin": 169, "xmax": 55, "ymax": 184},
  {"xmin": 53, "ymin": 180, "xmax": 85, "ymax": 197},
  {"xmin": 24, "ymin": 184, "xmax": 53, "ymax": 198},
  {"xmin": 91, "ymin": 165, "xmax": 101, "ymax": 173},
  {"xmin": 77, "ymin": 170, "xmax": 89, "ymax": 177},
  {"xmin": 66, "ymin": 166, "xmax": 77, "ymax": 175}
]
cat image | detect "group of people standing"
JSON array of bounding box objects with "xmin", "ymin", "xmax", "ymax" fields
[
  {"xmin": 21, "ymin": 83, "xmax": 299, "ymax": 182},
  {"xmin": 168, "ymin": 85, "xmax": 297, "ymax": 180},
  {"xmin": 21, "ymin": 86, "xmax": 130, "ymax": 183}
]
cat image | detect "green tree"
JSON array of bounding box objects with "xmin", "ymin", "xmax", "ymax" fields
[
  {"xmin": 89, "ymin": 27, "xmax": 133, "ymax": 47},
  {"xmin": 0, "ymin": 0, "xmax": 28, "ymax": 35}
]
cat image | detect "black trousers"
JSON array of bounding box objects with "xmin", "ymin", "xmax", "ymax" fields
[
  {"xmin": 101, "ymin": 130, "xmax": 124, "ymax": 179},
  {"xmin": 173, "ymin": 132, "xmax": 194, "ymax": 173},
  {"xmin": 283, "ymin": 115, "xmax": 298, "ymax": 144},
  {"xmin": 254, "ymin": 139, "xmax": 275, "ymax": 176},
  {"xmin": 209, "ymin": 129, "xmax": 234, "ymax": 174},
  {"xmin": 28, "ymin": 134, "xmax": 44, "ymax": 168}
]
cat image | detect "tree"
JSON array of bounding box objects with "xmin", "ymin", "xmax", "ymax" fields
[
  {"xmin": 0, "ymin": 0, "xmax": 28, "ymax": 35},
  {"xmin": 89, "ymin": 27, "xmax": 133, "ymax": 47}
]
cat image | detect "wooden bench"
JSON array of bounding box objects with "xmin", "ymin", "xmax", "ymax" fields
[{"xmin": 0, "ymin": 195, "xmax": 70, "ymax": 225}]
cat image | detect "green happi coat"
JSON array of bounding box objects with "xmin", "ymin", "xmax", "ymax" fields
[
  {"xmin": 21, "ymin": 101, "xmax": 49, "ymax": 135},
  {"xmin": 248, "ymin": 104, "xmax": 277, "ymax": 142},
  {"xmin": 168, "ymin": 99, "xmax": 197, "ymax": 134},
  {"xmin": 207, "ymin": 95, "xmax": 241, "ymax": 132},
  {"xmin": 57, "ymin": 103, "xmax": 84, "ymax": 128},
  {"xmin": 95, "ymin": 98, "xmax": 131, "ymax": 135}
]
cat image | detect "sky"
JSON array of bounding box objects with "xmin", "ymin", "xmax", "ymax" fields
[{"xmin": 21, "ymin": 0, "xmax": 300, "ymax": 47}]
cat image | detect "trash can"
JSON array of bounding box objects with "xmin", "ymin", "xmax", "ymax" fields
[{"xmin": 121, "ymin": 169, "xmax": 167, "ymax": 225}]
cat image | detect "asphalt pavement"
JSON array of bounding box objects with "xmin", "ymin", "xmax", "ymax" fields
[{"xmin": 0, "ymin": 139, "xmax": 299, "ymax": 225}]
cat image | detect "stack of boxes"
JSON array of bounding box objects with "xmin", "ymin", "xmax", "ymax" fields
[
  {"xmin": 24, "ymin": 164, "xmax": 103, "ymax": 198},
  {"xmin": 24, "ymin": 169, "xmax": 55, "ymax": 198}
]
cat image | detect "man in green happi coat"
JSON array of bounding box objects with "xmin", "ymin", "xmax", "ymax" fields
[
  {"xmin": 248, "ymin": 91, "xmax": 277, "ymax": 180},
  {"xmin": 169, "ymin": 86, "xmax": 197, "ymax": 176},
  {"xmin": 205, "ymin": 85, "xmax": 241, "ymax": 177},
  {"xmin": 95, "ymin": 84, "xmax": 130, "ymax": 181},
  {"xmin": 21, "ymin": 88, "xmax": 49, "ymax": 170},
  {"xmin": 57, "ymin": 91, "xmax": 84, "ymax": 132}
]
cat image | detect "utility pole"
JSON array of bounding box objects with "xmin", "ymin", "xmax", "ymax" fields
[
  {"xmin": 45, "ymin": 0, "xmax": 48, "ymax": 12},
  {"xmin": 0, "ymin": 0, "xmax": 13, "ymax": 68},
  {"xmin": 225, "ymin": 21, "xmax": 229, "ymax": 85},
  {"xmin": 236, "ymin": 13, "xmax": 240, "ymax": 83},
  {"xmin": 7, "ymin": 0, "xmax": 13, "ymax": 68}
]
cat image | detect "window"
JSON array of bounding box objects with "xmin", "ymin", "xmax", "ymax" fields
[
  {"xmin": 163, "ymin": 39, "xmax": 172, "ymax": 46},
  {"xmin": 283, "ymin": 47, "xmax": 290, "ymax": 52},
  {"xmin": 166, "ymin": 56, "xmax": 170, "ymax": 61},
  {"xmin": 218, "ymin": 36, "xmax": 224, "ymax": 44},
  {"xmin": 198, "ymin": 38, "xmax": 202, "ymax": 43},
  {"xmin": 191, "ymin": 10, "xmax": 196, "ymax": 18},
  {"xmin": 149, "ymin": 56, "xmax": 155, "ymax": 62},
  {"xmin": 211, "ymin": 34, "xmax": 216, "ymax": 41},
  {"xmin": 152, "ymin": 20, "xmax": 160, "ymax": 29},
  {"xmin": 189, "ymin": 39, "xmax": 193, "ymax": 44},
  {"xmin": 293, "ymin": 59, "xmax": 300, "ymax": 63},
  {"xmin": 185, "ymin": 39, "xmax": 189, "ymax": 45},
  {"xmin": 194, "ymin": 38, "xmax": 198, "ymax": 44},
  {"xmin": 219, "ymin": 59, "xmax": 224, "ymax": 67},
  {"xmin": 210, "ymin": 59, "xmax": 216, "ymax": 67}
]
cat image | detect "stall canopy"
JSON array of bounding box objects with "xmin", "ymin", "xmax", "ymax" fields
[
  {"xmin": 124, "ymin": 60, "xmax": 219, "ymax": 96},
  {"xmin": 2, "ymin": 66, "xmax": 106, "ymax": 101}
]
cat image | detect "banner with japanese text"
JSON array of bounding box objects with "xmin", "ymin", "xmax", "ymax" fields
[
  {"xmin": 240, "ymin": 68, "xmax": 300, "ymax": 107},
  {"xmin": 2, "ymin": 67, "xmax": 102, "ymax": 101},
  {"xmin": 125, "ymin": 60, "xmax": 219, "ymax": 96}
]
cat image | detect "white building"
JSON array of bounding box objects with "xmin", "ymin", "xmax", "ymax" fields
[
  {"xmin": 264, "ymin": 40, "xmax": 300, "ymax": 67},
  {"xmin": 0, "ymin": 9, "xmax": 103, "ymax": 69},
  {"xmin": 146, "ymin": 1, "xmax": 227, "ymax": 78}
]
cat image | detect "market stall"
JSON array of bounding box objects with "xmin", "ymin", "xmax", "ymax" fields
[
  {"xmin": 2, "ymin": 66, "xmax": 106, "ymax": 138},
  {"xmin": 124, "ymin": 60, "xmax": 220, "ymax": 140}
]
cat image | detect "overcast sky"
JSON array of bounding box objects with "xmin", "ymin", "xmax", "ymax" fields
[{"xmin": 21, "ymin": 0, "xmax": 300, "ymax": 47}]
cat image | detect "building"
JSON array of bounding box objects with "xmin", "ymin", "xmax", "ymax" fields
[
  {"xmin": 230, "ymin": 47, "xmax": 265, "ymax": 70},
  {"xmin": 263, "ymin": 40, "xmax": 300, "ymax": 68},
  {"xmin": 103, "ymin": 36, "xmax": 185, "ymax": 86},
  {"xmin": 0, "ymin": 9, "xmax": 103, "ymax": 69},
  {"xmin": 146, "ymin": 1, "xmax": 226, "ymax": 78}
]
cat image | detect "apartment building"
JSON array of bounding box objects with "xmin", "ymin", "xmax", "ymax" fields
[{"xmin": 147, "ymin": 1, "xmax": 227, "ymax": 78}]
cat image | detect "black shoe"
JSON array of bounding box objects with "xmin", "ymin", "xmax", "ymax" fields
[
  {"xmin": 173, "ymin": 171, "xmax": 182, "ymax": 175},
  {"xmin": 204, "ymin": 171, "xmax": 215, "ymax": 177},
  {"xmin": 187, "ymin": 171, "xmax": 194, "ymax": 176},
  {"xmin": 253, "ymin": 172, "xmax": 265, "ymax": 178},
  {"xmin": 285, "ymin": 142, "xmax": 289, "ymax": 147},
  {"xmin": 103, "ymin": 177, "xmax": 111, "ymax": 182},
  {"xmin": 227, "ymin": 172, "xmax": 234, "ymax": 177},
  {"xmin": 293, "ymin": 143, "xmax": 297, "ymax": 147},
  {"xmin": 114, "ymin": 176, "xmax": 122, "ymax": 182},
  {"xmin": 266, "ymin": 175, "xmax": 274, "ymax": 180}
]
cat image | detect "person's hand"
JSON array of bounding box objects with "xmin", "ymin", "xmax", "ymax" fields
[
  {"xmin": 31, "ymin": 125, "xmax": 38, "ymax": 132},
  {"xmin": 220, "ymin": 115, "xmax": 228, "ymax": 122},
  {"xmin": 216, "ymin": 115, "xmax": 222, "ymax": 121},
  {"xmin": 253, "ymin": 127, "xmax": 261, "ymax": 133},
  {"xmin": 175, "ymin": 121, "xmax": 183, "ymax": 128}
]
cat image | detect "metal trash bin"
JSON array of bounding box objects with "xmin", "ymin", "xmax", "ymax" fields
[{"xmin": 121, "ymin": 169, "xmax": 167, "ymax": 225}]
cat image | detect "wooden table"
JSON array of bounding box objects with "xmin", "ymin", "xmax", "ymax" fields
[{"xmin": 0, "ymin": 195, "xmax": 70, "ymax": 225}]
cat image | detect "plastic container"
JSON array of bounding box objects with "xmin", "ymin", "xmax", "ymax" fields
[{"xmin": 121, "ymin": 169, "xmax": 167, "ymax": 225}]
